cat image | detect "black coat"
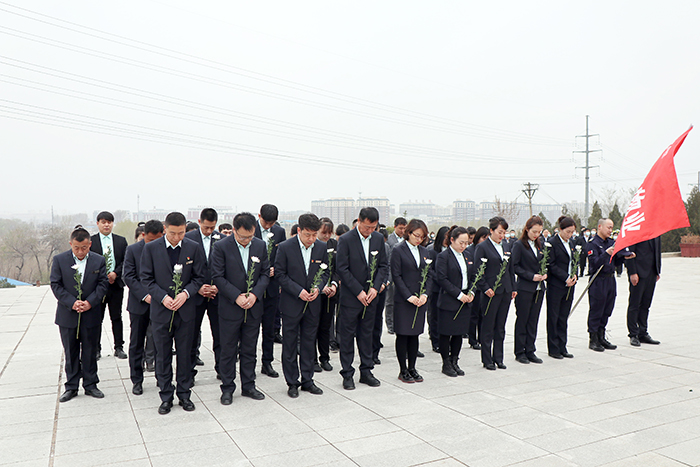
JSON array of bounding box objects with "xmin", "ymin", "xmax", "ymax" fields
[
  {"xmin": 546, "ymin": 234, "xmax": 575, "ymax": 290},
  {"xmin": 436, "ymin": 247, "xmax": 470, "ymax": 312},
  {"xmin": 89, "ymin": 233, "xmax": 128, "ymax": 288},
  {"xmin": 511, "ymin": 239, "xmax": 546, "ymax": 294},
  {"xmin": 336, "ymin": 228, "xmax": 389, "ymax": 309},
  {"xmin": 185, "ymin": 229, "xmax": 223, "ymax": 305},
  {"xmin": 474, "ymin": 239, "xmax": 514, "ymax": 295},
  {"xmin": 391, "ymin": 241, "xmax": 432, "ymax": 335},
  {"xmin": 275, "ymin": 238, "xmax": 330, "ymax": 317},
  {"xmin": 122, "ymin": 240, "xmax": 149, "ymax": 315},
  {"xmin": 625, "ymin": 237, "xmax": 661, "ymax": 278},
  {"xmin": 255, "ymin": 222, "xmax": 286, "ymax": 297}
]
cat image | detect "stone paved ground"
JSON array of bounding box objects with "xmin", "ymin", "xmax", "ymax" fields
[{"xmin": 1, "ymin": 256, "xmax": 699, "ymax": 467}]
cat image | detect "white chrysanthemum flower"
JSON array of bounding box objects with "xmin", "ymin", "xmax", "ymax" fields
[
  {"xmin": 425, "ymin": 259, "xmax": 433, "ymax": 265},
  {"xmin": 266, "ymin": 232, "xmax": 274, "ymax": 239},
  {"xmin": 544, "ymin": 242, "xmax": 552, "ymax": 248},
  {"xmin": 212, "ymin": 234, "xmax": 220, "ymax": 240},
  {"xmin": 173, "ymin": 264, "xmax": 183, "ymax": 274},
  {"xmin": 327, "ymin": 248, "xmax": 334, "ymax": 253},
  {"xmin": 481, "ymin": 258, "xmax": 488, "ymax": 263},
  {"xmin": 71, "ymin": 264, "xmax": 79, "ymax": 270},
  {"xmin": 320, "ymin": 263, "xmax": 328, "ymax": 269},
  {"xmin": 251, "ymin": 256, "xmax": 260, "ymax": 263},
  {"xmin": 575, "ymin": 245, "xmax": 582, "ymax": 251},
  {"xmin": 370, "ymin": 250, "xmax": 378, "ymax": 256}
]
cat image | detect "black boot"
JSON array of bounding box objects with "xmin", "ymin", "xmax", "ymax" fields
[
  {"xmin": 598, "ymin": 329, "xmax": 617, "ymax": 350},
  {"xmin": 451, "ymin": 356, "xmax": 465, "ymax": 376},
  {"xmin": 589, "ymin": 332, "xmax": 604, "ymax": 352},
  {"xmin": 441, "ymin": 357, "xmax": 458, "ymax": 377}
]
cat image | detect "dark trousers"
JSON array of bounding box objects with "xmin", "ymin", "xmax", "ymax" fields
[
  {"xmin": 261, "ymin": 294, "xmax": 278, "ymax": 365},
  {"xmin": 546, "ymin": 286, "xmax": 573, "ymax": 355},
  {"xmin": 219, "ymin": 311, "xmax": 262, "ymax": 393},
  {"xmin": 372, "ymin": 291, "xmax": 386, "ymax": 359},
  {"xmin": 338, "ymin": 303, "xmax": 376, "ymax": 379},
  {"xmin": 316, "ymin": 294, "xmax": 335, "ymax": 363},
  {"xmin": 384, "ymin": 283, "xmax": 395, "ymax": 333},
  {"xmin": 152, "ymin": 313, "xmax": 194, "ymax": 402},
  {"xmin": 480, "ymin": 292, "xmax": 510, "ymax": 366},
  {"xmin": 514, "ymin": 289, "xmax": 544, "ymax": 357},
  {"xmin": 395, "ymin": 334, "xmax": 419, "ymax": 372},
  {"xmin": 587, "ymin": 276, "xmax": 616, "ymax": 333},
  {"xmin": 282, "ymin": 308, "xmax": 321, "ymax": 388},
  {"xmin": 98, "ymin": 286, "xmax": 125, "ymax": 351},
  {"xmin": 191, "ymin": 300, "xmax": 221, "ymax": 378},
  {"xmin": 428, "ymin": 292, "xmax": 440, "ymax": 347},
  {"xmin": 439, "ymin": 334, "xmax": 462, "ymax": 360},
  {"xmin": 468, "ymin": 292, "xmax": 482, "ymax": 346},
  {"xmin": 627, "ymin": 274, "xmax": 657, "ymax": 337},
  {"xmin": 145, "ymin": 323, "xmax": 155, "ymax": 365},
  {"xmin": 128, "ymin": 311, "xmax": 150, "ymax": 384},
  {"xmin": 580, "ymin": 255, "xmax": 588, "ymax": 276},
  {"xmin": 59, "ymin": 324, "xmax": 99, "ymax": 391}
]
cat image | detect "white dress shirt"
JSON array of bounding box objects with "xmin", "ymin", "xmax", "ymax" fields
[
  {"xmin": 450, "ymin": 246, "xmax": 469, "ymax": 294},
  {"xmin": 357, "ymin": 227, "xmax": 371, "ymax": 264},
  {"xmin": 72, "ymin": 253, "xmax": 88, "ymax": 283},
  {"xmin": 298, "ymin": 235, "xmax": 314, "ymax": 275},
  {"xmin": 99, "ymin": 233, "xmax": 115, "ymax": 273}
]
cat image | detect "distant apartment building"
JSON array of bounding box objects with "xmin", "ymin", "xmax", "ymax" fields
[
  {"xmin": 310, "ymin": 197, "xmax": 390, "ymax": 226},
  {"xmin": 451, "ymin": 200, "xmax": 476, "ymax": 223},
  {"xmin": 186, "ymin": 206, "xmax": 237, "ymax": 223}
]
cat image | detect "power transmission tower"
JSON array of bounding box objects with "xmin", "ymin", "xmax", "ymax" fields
[
  {"xmin": 522, "ymin": 182, "xmax": 539, "ymax": 217},
  {"xmin": 573, "ymin": 115, "xmax": 601, "ymax": 220}
]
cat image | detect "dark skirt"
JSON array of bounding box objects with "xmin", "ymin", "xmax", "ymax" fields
[
  {"xmin": 438, "ymin": 304, "xmax": 470, "ymax": 336},
  {"xmin": 394, "ymin": 299, "xmax": 426, "ymax": 335}
]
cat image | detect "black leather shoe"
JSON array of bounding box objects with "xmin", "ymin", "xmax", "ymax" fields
[
  {"xmin": 145, "ymin": 361, "xmax": 155, "ymax": 372},
  {"xmin": 373, "ymin": 357, "xmax": 381, "ymax": 365},
  {"xmin": 639, "ymin": 334, "xmax": 660, "ymax": 345},
  {"xmin": 549, "ymin": 353, "xmax": 564, "ymax": 359},
  {"xmin": 85, "ymin": 387, "xmax": 104, "ymax": 398},
  {"xmin": 630, "ymin": 336, "xmax": 641, "ymax": 347},
  {"xmin": 301, "ymin": 384, "xmax": 323, "ymax": 395},
  {"xmin": 59, "ymin": 389, "xmax": 78, "ymax": 403},
  {"xmin": 526, "ymin": 354, "xmax": 543, "ymax": 364},
  {"xmin": 408, "ymin": 369, "xmax": 423, "ymax": 382},
  {"xmin": 132, "ymin": 382, "xmax": 143, "ymax": 395},
  {"xmin": 343, "ymin": 376, "xmax": 355, "ymax": 390},
  {"xmin": 158, "ymin": 400, "xmax": 173, "ymax": 415},
  {"xmin": 598, "ymin": 329, "xmax": 617, "ymax": 350},
  {"xmin": 287, "ymin": 386, "xmax": 299, "ymax": 398},
  {"xmin": 220, "ymin": 392, "xmax": 233, "ymax": 405},
  {"xmin": 114, "ymin": 347, "xmax": 127, "ymax": 359},
  {"xmin": 416, "ymin": 350, "xmax": 425, "ymax": 358},
  {"xmin": 313, "ymin": 362, "xmax": 323, "ymax": 373},
  {"xmin": 561, "ymin": 352, "xmax": 574, "ymax": 358},
  {"xmin": 216, "ymin": 374, "xmax": 222, "ymax": 380},
  {"xmin": 398, "ymin": 370, "xmax": 415, "ymax": 383},
  {"xmin": 241, "ymin": 388, "xmax": 265, "ymax": 400},
  {"xmin": 516, "ymin": 355, "xmax": 530, "ymax": 364},
  {"xmin": 261, "ymin": 363, "xmax": 279, "ymax": 378},
  {"xmin": 320, "ymin": 361, "xmax": 333, "ymax": 371},
  {"xmin": 496, "ymin": 362, "xmax": 507, "ymax": 370},
  {"xmin": 359, "ymin": 373, "xmax": 381, "ymax": 387},
  {"xmin": 179, "ymin": 399, "xmax": 195, "ymax": 411},
  {"xmin": 484, "ymin": 363, "xmax": 496, "ymax": 371},
  {"xmin": 195, "ymin": 357, "xmax": 204, "ymax": 366},
  {"xmin": 471, "ymin": 343, "xmax": 482, "ymax": 350},
  {"xmin": 274, "ymin": 332, "xmax": 283, "ymax": 344}
]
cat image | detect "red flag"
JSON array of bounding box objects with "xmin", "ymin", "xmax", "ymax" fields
[{"xmin": 612, "ymin": 127, "xmax": 692, "ymax": 258}]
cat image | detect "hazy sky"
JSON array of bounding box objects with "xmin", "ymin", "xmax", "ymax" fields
[{"xmin": 2, "ymin": 1, "xmax": 699, "ymax": 220}]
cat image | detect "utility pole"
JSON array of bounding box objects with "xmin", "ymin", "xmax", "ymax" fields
[
  {"xmin": 522, "ymin": 182, "xmax": 539, "ymax": 217},
  {"xmin": 574, "ymin": 115, "xmax": 601, "ymax": 220}
]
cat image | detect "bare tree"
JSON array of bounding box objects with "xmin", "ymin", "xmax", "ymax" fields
[{"xmin": 493, "ymin": 196, "xmax": 521, "ymax": 224}]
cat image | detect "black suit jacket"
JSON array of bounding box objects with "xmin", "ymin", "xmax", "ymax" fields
[
  {"xmin": 435, "ymin": 247, "xmax": 470, "ymax": 311},
  {"xmin": 90, "ymin": 233, "xmax": 128, "ymax": 288},
  {"xmin": 255, "ymin": 222, "xmax": 286, "ymax": 297},
  {"xmin": 474, "ymin": 239, "xmax": 514, "ymax": 295},
  {"xmin": 51, "ymin": 251, "xmax": 109, "ymax": 328},
  {"xmin": 275, "ymin": 237, "xmax": 330, "ymax": 317},
  {"xmin": 140, "ymin": 236, "xmax": 206, "ymax": 325},
  {"xmin": 625, "ymin": 237, "xmax": 661, "ymax": 278},
  {"xmin": 185, "ymin": 229, "xmax": 223, "ymax": 305},
  {"xmin": 211, "ymin": 236, "xmax": 270, "ymax": 321},
  {"xmin": 391, "ymin": 241, "xmax": 432, "ymax": 302},
  {"xmin": 336, "ymin": 228, "xmax": 389, "ymax": 309},
  {"xmin": 511, "ymin": 239, "xmax": 546, "ymax": 294},
  {"xmin": 546, "ymin": 234, "xmax": 575, "ymax": 290},
  {"xmin": 122, "ymin": 240, "xmax": 149, "ymax": 315}
]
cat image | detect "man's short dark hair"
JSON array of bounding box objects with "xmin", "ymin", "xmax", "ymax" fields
[
  {"xmin": 298, "ymin": 213, "xmax": 322, "ymax": 232},
  {"xmin": 164, "ymin": 212, "xmax": 187, "ymax": 227},
  {"xmin": 290, "ymin": 224, "xmax": 299, "ymax": 236},
  {"xmin": 134, "ymin": 225, "xmax": 144, "ymax": 240},
  {"xmin": 466, "ymin": 226, "xmax": 477, "ymax": 236},
  {"xmin": 394, "ymin": 217, "xmax": 407, "ymax": 227},
  {"xmin": 186, "ymin": 222, "xmax": 199, "ymax": 232},
  {"xmin": 233, "ymin": 212, "xmax": 256, "ymax": 231},
  {"xmin": 218, "ymin": 223, "xmax": 232, "ymax": 231},
  {"xmin": 70, "ymin": 228, "xmax": 90, "ymax": 242},
  {"xmin": 144, "ymin": 219, "xmax": 164, "ymax": 235},
  {"xmin": 336, "ymin": 224, "xmax": 349, "ymax": 236},
  {"xmin": 379, "ymin": 228, "xmax": 389, "ymax": 240},
  {"xmin": 260, "ymin": 204, "xmax": 279, "ymax": 223},
  {"xmin": 96, "ymin": 211, "xmax": 114, "ymax": 222},
  {"xmin": 358, "ymin": 207, "xmax": 379, "ymax": 223},
  {"xmin": 200, "ymin": 208, "xmax": 218, "ymax": 223}
]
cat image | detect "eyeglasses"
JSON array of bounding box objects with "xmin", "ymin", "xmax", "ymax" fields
[{"xmin": 410, "ymin": 231, "xmax": 425, "ymax": 241}]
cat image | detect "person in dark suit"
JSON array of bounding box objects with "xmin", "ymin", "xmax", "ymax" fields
[
  {"xmin": 140, "ymin": 212, "xmax": 206, "ymax": 415},
  {"xmin": 336, "ymin": 207, "xmax": 389, "ymax": 389},
  {"xmin": 212, "ymin": 212, "xmax": 270, "ymax": 405},
  {"xmin": 371, "ymin": 228, "xmax": 391, "ymax": 364},
  {"xmin": 51, "ymin": 228, "xmax": 109, "ymax": 402},
  {"xmin": 391, "ymin": 219, "xmax": 432, "ymax": 383},
  {"xmin": 185, "ymin": 207, "xmax": 223, "ymax": 383},
  {"xmin": 254, "ymin": 204, "xmax": 286, "ymax": 378},
  {"xmin": 436, "ymin": 226, "xmax": 474, "ymax": 377},
  {"xmin": 275, "ymin": 214, "xmax": 332, "ymax": 397},
  {"xmin": 90, "ymin": 211, "xmax": 129, "ymax": 360},
  {"xmin": 426, "ymin": 226, "xmax": 449, "ymax": 353},
  {"xmin": 474, "ymin": 217, "xmax": 516, "ymax": 371},
  {"xmin": 545, "ymin": 216, "xmax": 578, "ymax": 359},
  {"xmin": 314, "ymin": 218, "xmax": 338, "ymax": 372},
  {"xmin": 123, "ymin": 220, "xmax": 163, "ymax": 395},
  {"xmin": 511, "ymin": 216, "xmax": 548, "ymax": 364},
  {"xmin": 625, "ymin": 236, "xmax": 662, "ymax": 346},
  {"xmin": 576, "ymin": 228, "xmax": 590, "ymax": 276},
  {"xmin": 465, "ymin": 226, "xmax": 489, "ymax": 350},
  {"xmin": 384, "ymin": 217, "xmax": 407, "ymax": 335}
]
